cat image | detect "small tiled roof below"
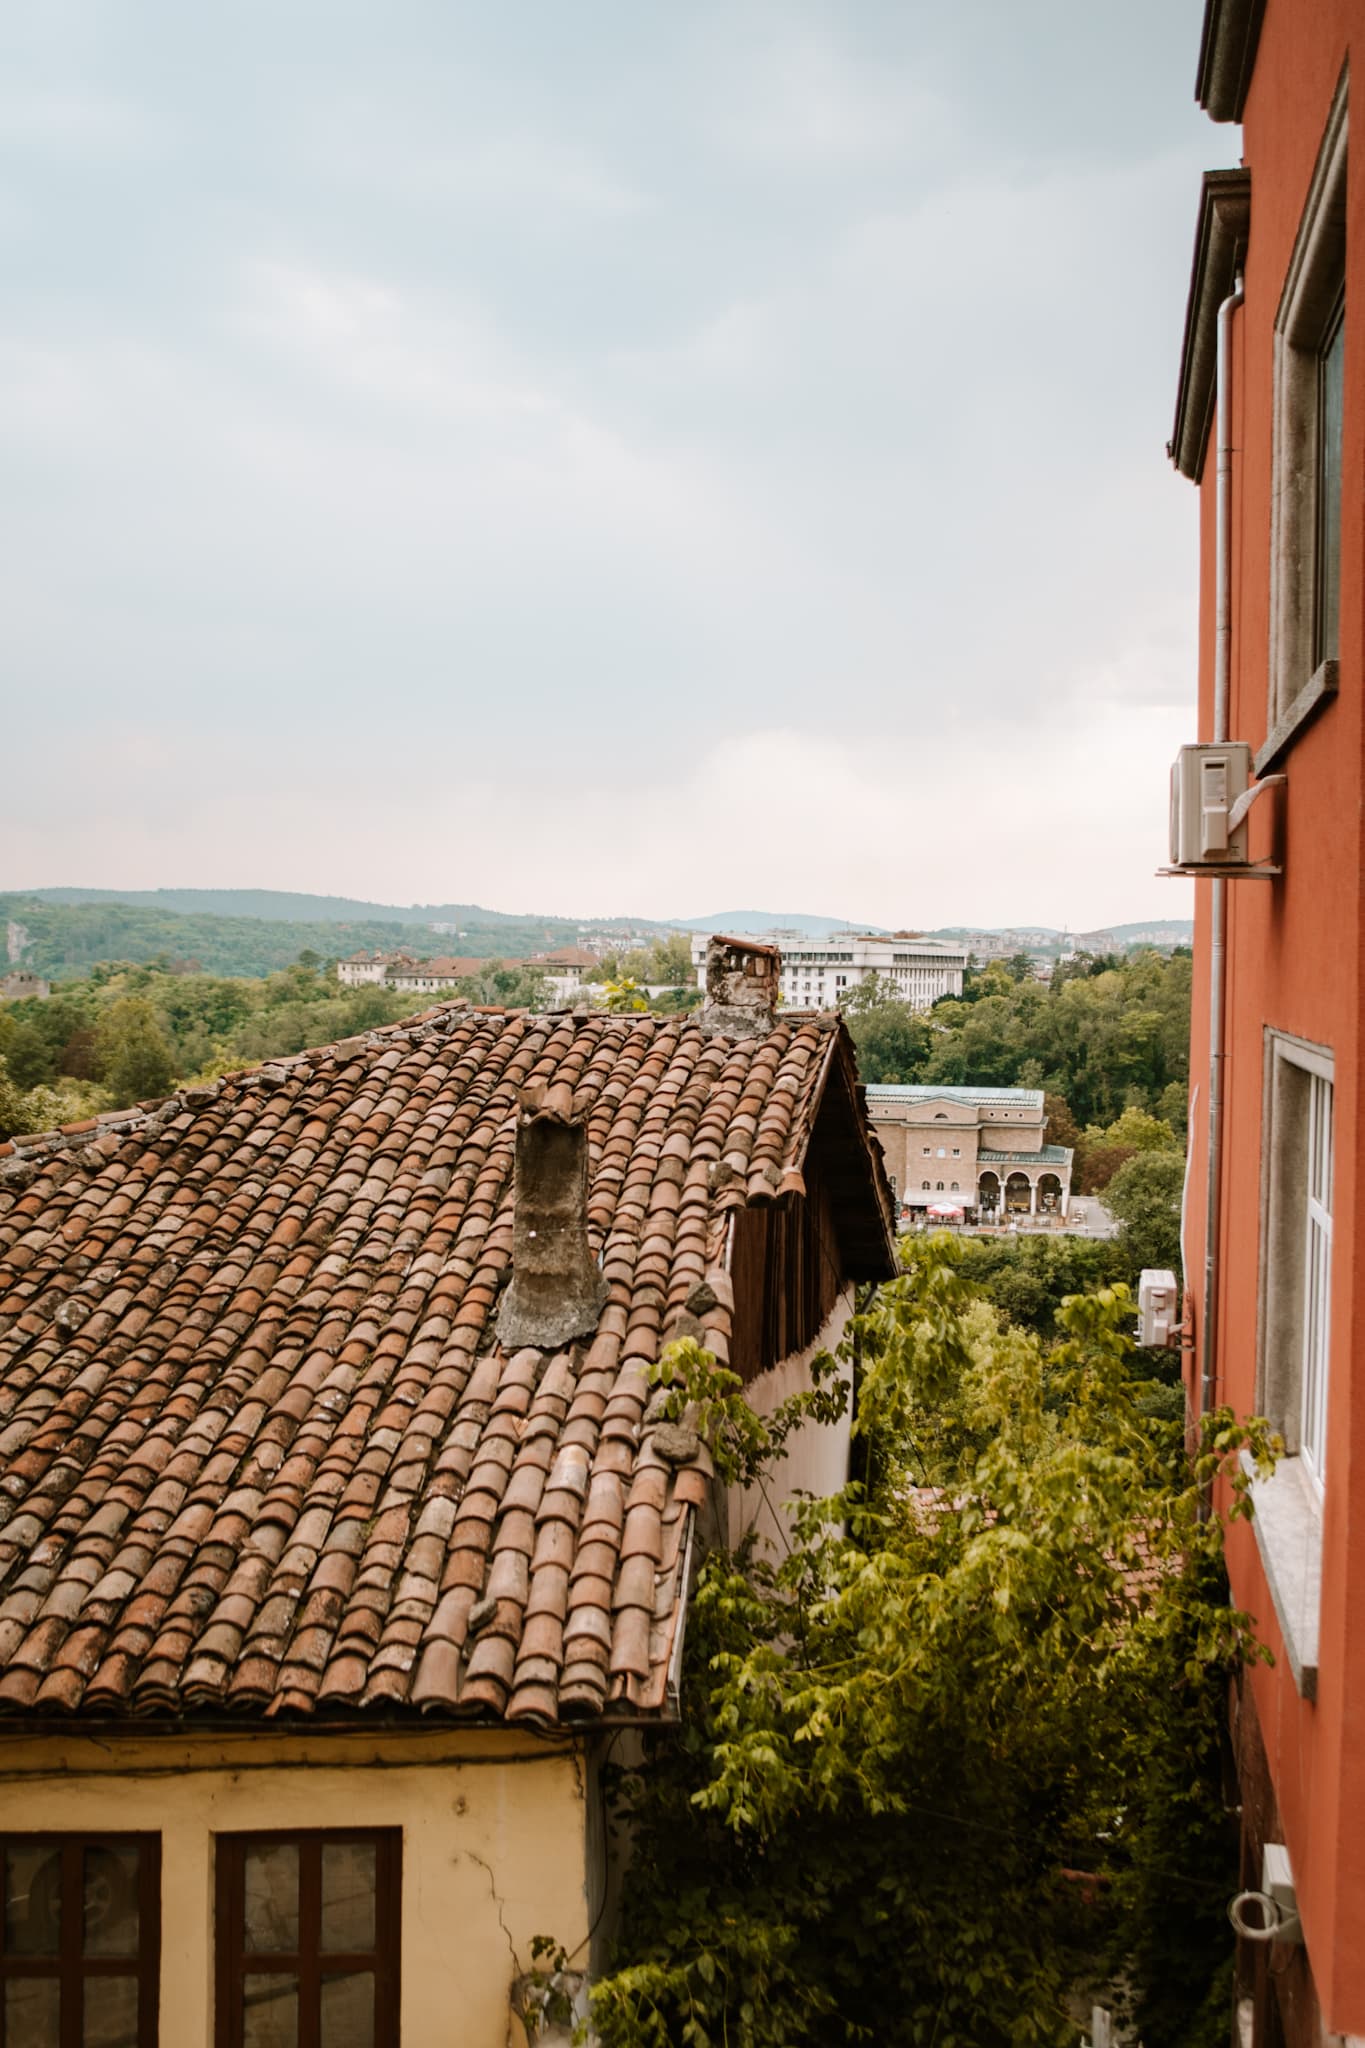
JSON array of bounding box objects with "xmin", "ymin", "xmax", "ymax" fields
[
  {"xmin": 976, "ymin": 1145, "xmax": 1073, "ymax": 1167},
  {"xmin": 0, "ymin": 1005, "xmax": 891, "ymax": 1730},
  {"xmin": 866, "ymin": 1085, "xmax": 1044, "ymax": 1109}
]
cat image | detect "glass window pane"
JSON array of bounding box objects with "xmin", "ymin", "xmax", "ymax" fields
[
  {"xmin": 83, "ymin": 1842, "xmax": 141, "ymax": 1957},
  {"xmin": 1317, "ymin": 306, "xmax": 1344, "ymax": 663},
  {"xmin": 321, "ymin": 1843, "xmax": 376, "ymax": 1954},
  {"xmin": 5, "ymin": 1976, "xmax": 62, "ymax": 2046},
  {"xmin": 320, "ymin": 1971, "xmax": 375, "ymax": 2048},
  {"xmin": 243, "ymin": 1973, "xmax": 299, "ymax": 2048},
  {"xmin": 82, "ymin": 1973, "xmax": 140, "ymax": 2047},
  {"xmin": 5, "ymin": 1843, "xmax": 62, "ymax": 1956},
  {"xmin": 243, "ymin": 1843, "xmax": 300, "ymax": 1954}
]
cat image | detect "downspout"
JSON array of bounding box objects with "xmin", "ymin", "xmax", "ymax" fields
[{"xmin": 1201, "ymin": 271, "xmax": 1244, "ymax": 1423}]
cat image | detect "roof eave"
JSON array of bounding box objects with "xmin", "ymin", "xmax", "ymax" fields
[
  {"xmin": 797, "ymin": 1026, "xmax": 898, "ymax": 1281},
  {"xmin": 1170, "ymin": 168, "xmax": 1252, "ymax": 482},
  {"xmin": 1196, "ymin": 0, "xmax": 1265, "ymax": 123}
]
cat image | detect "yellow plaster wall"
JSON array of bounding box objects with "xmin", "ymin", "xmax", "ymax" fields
[
  {"xmin": 728, "ymin": 1288, "xmax": 855, "ymax": 1553},
  {"xmin": 0, "ymin": 1727, "xmax": 592, "ymax": 2048}
]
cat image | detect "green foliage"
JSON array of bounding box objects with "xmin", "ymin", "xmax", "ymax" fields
[
  {"xmin": 94, "ymin": 998, "xmax": 176, "ymax": 1105},
  {"xmin": 924, "ymin": 951, "xmax": 1192, "ymax": 1125},
  {"xmin": 586, "ymin": 1240, "xmax": 1273, "ymax": 2048},
  {"xmin": 1104, "ymin": 1150, "xmax": 1185, "ymax": 1283},
  {"xmin": 840, "ymin": 993, "xmax": 933, "ymax": 1083},
  {"xmin": 589, "ymin": 934, "xmax": 696, "ymax": 987},
  {"xmin": 953, "ymin": 1232, "xmax": 1133, "ymax": 1338},
  {"xmin": 837, "ymin": 952, "xmax": 1190, "ymax": 1117},
  {"xmin": 0, "ymin": 1055, "xmax": 105, "ymax": 1141},
  {"xmin": 0, "ymin": 961, "xmax": 422, "ymax": 1109},
  {"xmin": 598, "ymin": 978, "xmax": 650, "ymax": 1014},
  {"xmin": 0, "ymin": 891, "xmax": 609, "ymax": 984}
]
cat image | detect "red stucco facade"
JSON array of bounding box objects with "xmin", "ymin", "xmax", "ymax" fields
[{"xmin": 1177, "ymin": 6, "xmax": 1365, "ymax": 2042}]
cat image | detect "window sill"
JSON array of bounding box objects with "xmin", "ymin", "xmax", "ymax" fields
[
  {"xmin": 1255, "ymin": 660, "xmax": 1338, "ymax": 775},
  {"xmin": 1240, "ymin": 1449, "xmax": 1321, "ymax": 1700}
]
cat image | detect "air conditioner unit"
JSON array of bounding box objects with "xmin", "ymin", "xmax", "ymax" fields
[
  {"xmin": 1169, "ymin": 743, "xmax": 1252, "ymax": 866},
  {"xmin": 1137, "ymin": 1268, "xmax": 1179, "ymax": 1348}
]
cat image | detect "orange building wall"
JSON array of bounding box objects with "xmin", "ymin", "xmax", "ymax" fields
[{"xmin": 1184, "ymin": 5, "xmax": 1365, "ymax": 2034}]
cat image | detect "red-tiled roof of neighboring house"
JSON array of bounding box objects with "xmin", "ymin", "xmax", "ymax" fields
[
  {"xmin": 0, "ymin": 1004, "xmax": 891, "ymax": 1730},
  {"xmin": 398, "ymin": 958, "xmax": 492, "ymax": 980}
]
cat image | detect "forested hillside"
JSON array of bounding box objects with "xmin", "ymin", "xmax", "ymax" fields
[
  {"xmin": 1, "ymin": 896, "xmax": 558, "ymax": 981},
  {"xmin": 22, "ymin": 886, "xmax": 550, "ymax": 925}
]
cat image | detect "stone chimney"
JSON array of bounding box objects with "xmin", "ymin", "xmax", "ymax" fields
[
  {"xmin": 700, "ymin": 935, "xmax": 781, "ymax": 1040},
  {"xmin": 496, "ymin": 1088, "xmax": 608, "ymax": 1350}
]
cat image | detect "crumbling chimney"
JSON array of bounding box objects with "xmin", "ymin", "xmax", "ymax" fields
[
  {"xmin": 496, "ymin": 1089, "xmax": 608, "ymax": 1349},
  {"xmin": 700, "ymin": 936, "xmax": 781, "ymax": 1040}
]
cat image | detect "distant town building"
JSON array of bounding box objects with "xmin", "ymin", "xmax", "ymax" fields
[
  {"xmin": 864, "ymin": 1083, "xmax": 1072, "ymax": 1221},
  {"xmin": 336, "ymin": 951, "xmax": 491, "ymax": 992},
  {"xmin": 0, "ymin": 970, "xmax": 50, "ymax": 1003},
  {"xmin": 689, "ymin": 932, "xmax": 967, "ymax": 1011},
  {"xmin": 524, "ymin": 947, "xmax": 599, "ymax": 1004}
]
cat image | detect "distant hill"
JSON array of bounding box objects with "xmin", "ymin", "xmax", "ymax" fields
[
  {"xmin": 3, "ymin": 887, "xmax": 1194, "ymax": 984},
  {"xmin": 669, "ymin": 911, "xmax": 886, "ymax": 939},
  {"xmin": 24, "ymin": 887, "xmax": 522, "ymax": 928},
  {"xmin": 1106, "ymin": 920, "xmax": 1194, "ymax": 945}
]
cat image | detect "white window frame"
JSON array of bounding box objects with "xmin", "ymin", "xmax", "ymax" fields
[
  {"xmin": 1248, "ymin": 1029, "xmax": 1335, "ymax": 1696},
  {"xmin": 1300, "ymin": 1067, "xmax": 1333, "ymax": 1495},
  {"xmin": 1263, "ymin": 71, "xmax": 1347, "ymax": 766}
]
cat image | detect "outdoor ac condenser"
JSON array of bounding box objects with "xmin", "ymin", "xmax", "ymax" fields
[
  {"xmin": 1169, "ymin": 743, "xmax": 1251, "ymax": 866},
  {"xmin": 1137, "ymin": 1268, "xmax": 1179, "ymax": 1349}
]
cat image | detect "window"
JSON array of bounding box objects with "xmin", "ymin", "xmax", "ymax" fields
[
  {"xmin": 215, "ymin": 1832, "xmax": 400, "ymax": 2048},
  {"xmin": 1251, "ymin": 1031, "xmax": 1335, "ymax": 1694},
  {"xmin": 935, "ymin": 1181, "xmax": 944, "ymax": 1192},
  {"xmin": 1265, "ymin": 75, "xmax": 1347, "ymax": 761},
  {"xmin": 0, "ymin": 1834, "xmax": 160, "ymax": 2046},
  {"xmin": 921, "ymin": 1180, "xmax": 930, "ymax": 1191},
  {"xmin": 951, "ymin": 1148, "xmax": 961, "ymax": 1158},
  {"xmin": 922, "ymin": 1147, "xmax": 931, "ymax": 1156}
]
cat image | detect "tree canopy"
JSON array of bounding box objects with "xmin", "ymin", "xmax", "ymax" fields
[
  {"xmin": 842, "ymin": 950, "xmax": 1191, "ymax": 1130},
  {"xmin": 581, "ymin": 1239, "xmax": 1272, "ymax": 2048}
]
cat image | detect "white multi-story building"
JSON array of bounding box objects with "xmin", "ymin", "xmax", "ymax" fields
[{"xmin": 688, "ymin": 932, "xmax": 967, "ymax": 1012}]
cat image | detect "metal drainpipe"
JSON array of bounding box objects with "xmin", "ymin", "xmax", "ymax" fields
[{"xmin": 1201, "ymin": 271, "xmax": 1245, "ymax": 1421}]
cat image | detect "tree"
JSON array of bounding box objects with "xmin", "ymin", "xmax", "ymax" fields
[
  {"xmin": 94, "ymin": 999, "xmax": 176, "ymax": 1106},
  {"xmin": 585, "ymin": 1241, "xmax": 1273, "ymax": 2048},
  {"xmin": 1104, "ymin": 1150, "xmax": 1185, "ymax": 1283},
  {"xmin": 1043, "ymin": 1091, "xmax": 1080, "ymax": 1151},
  {"xmin": 841, "ymin": 981, "xmax": 933, "ymax": 1085},
  {"xmin": 598, "ymin": 977, "xmax": 649, "ymax": 1014}
]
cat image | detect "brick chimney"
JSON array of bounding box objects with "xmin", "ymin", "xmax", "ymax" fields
[
  {"xmin": 700, "ymin": 935, "xmax": 781, "ymax": 1040},
  {"xmin": 497, "ymin": 1090, "xmax": 608, "ymax": 1349}
]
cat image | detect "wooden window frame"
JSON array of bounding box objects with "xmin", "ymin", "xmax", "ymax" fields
[
  {"xmin": 214, "ymin": 1830, "xmax": 401, "ymax": 2048},
  {"xmin": 0, "ymin": 1832, "xmax": 161, "ymax": 2048}
]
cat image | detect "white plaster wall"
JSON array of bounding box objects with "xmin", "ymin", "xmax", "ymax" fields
[
  {"xmin": 727, "ymin": 1287, "xmax": 856, "ymax": 1553},
  {"xmin": 0, "ymin": 1727, "xmax": 592, "ymax": 2048}
]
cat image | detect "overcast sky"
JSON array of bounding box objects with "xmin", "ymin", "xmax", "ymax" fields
[{"xmin": 3, "ymin": 2, "xmax": 1238, "ymax": 930}]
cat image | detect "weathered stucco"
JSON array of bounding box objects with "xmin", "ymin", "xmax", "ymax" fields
[
  {"xmin": 727, "ymin": 1286, "xmax": 856, "ymax": 1552},
  {"xmin": 0, "ymin": 1726, "xmax": 594, "ymax": 2048}
]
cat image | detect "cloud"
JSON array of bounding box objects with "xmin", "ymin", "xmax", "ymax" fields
[{"xmin": 6, "ymin": 708, "xmax": 1193, "ymax": 934}]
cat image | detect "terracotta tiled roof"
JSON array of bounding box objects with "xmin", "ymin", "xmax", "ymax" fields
[
  {"xmin": 0, "ymin": 1005, "xmax": 890, "ymax": 1730},
  {"xmin": 395, "ymin": 957, "xmax": 491, "ymax": 980}
]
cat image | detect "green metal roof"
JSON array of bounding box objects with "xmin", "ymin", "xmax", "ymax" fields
[
  {"xmin": 976, "ymin": 1145, "xmax": 1073, "ymax": 1167},
  {"xmin": 865, "ymin": 1084, "xmax": 1044, "ymax": 1109}
]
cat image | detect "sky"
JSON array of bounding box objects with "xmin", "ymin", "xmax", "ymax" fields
[{"xmin": 2, "ymin": 2, "xmax": 1239, "ymax": 932}]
